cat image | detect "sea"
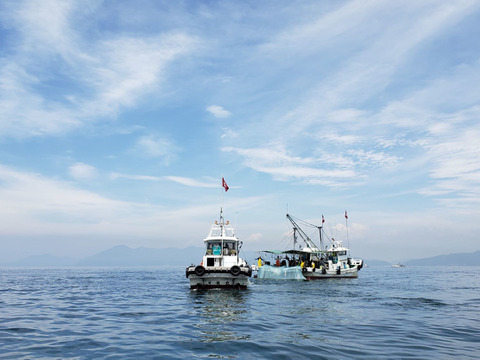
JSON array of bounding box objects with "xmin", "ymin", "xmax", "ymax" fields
[{"xmin": 0, "ymin": 266, "xmax": 479, "ymax": 359}]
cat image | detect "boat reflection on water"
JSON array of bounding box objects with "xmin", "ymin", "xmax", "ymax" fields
[{"xmin": 188, "ymin": 289, "xmax": 250, "ymax": 342}]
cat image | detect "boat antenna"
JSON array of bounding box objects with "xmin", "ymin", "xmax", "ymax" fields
[
  {"xmin": 220, "ymin": 176, "xmax": 224, "ymax": 212},
  {"xmin": 345, "ymin": 210, "xmax": 350, "ymax": 253},
  {"xmin": 318, "ymin": 225, "xmax": 323, "ymax": 250},
  {"xmin": 293, "ymin": 227, "xmax": 297, "ymax": 250}
]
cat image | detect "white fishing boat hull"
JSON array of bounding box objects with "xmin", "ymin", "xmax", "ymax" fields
[
  {"xmin": 303, "ymin": 266, "xmax": 359, "ymax": 279},
  {"xmin": 186, "ymin": 265, "xmax": 251, "ymax": 289}
]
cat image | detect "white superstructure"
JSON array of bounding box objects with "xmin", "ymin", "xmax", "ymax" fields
[{"xmin": 186, "ymin": 209, "xmax": 251, "ymax": 289}]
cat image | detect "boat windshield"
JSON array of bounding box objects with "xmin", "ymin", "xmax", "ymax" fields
[{"xmin": 205, "ymin": 240, "xmax": 237, "ymax": 256}]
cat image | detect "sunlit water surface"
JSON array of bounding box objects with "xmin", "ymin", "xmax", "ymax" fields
[{"xmin": 1, "ymin": 266, "xmax": 479, "ymax": 359}]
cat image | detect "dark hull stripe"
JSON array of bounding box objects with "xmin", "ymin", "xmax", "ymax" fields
[{"xmin": 190, "ymin": 284, "xmax": 247, "ymax": 290}]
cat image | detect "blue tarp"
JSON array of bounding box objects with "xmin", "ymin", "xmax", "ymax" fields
[{"xmin": 257, "ymin": 265, "xmax": 305, "ymax": 280}]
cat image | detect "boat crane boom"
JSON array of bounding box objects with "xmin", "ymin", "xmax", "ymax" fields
[{"xmin": 286, "ymin": 214, "xmax": 321, "ymax": 251}]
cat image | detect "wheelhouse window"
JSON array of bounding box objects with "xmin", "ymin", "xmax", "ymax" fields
[
  {"xmin": 222, "ymin": 241, "xmax": 237, "ymax": 255},
  {"xmin": 206, "ymin": 242, "xmax": 222, "ymax": 255},
  {"xmin": 205, "ymin": 241, "xmax": 237, "ymax": 256}
]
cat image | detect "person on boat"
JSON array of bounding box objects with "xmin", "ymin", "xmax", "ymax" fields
[
  {"xmin": 213, "ymin": 244, "xmax": 221, "ymax": 255},
  {"xmin": 206, "ymin": 244, "xmax": 213, "ymax": 255},
  {"xmin": 275, "ymin": 257, "xmax": 280, "ymax": 267},
  {"xmin": 257, "ymin": 257, "xmax": 263, "ymax": 268}
]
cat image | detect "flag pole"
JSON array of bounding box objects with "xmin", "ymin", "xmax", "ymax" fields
[
  {"xmin": 345, "ymin": 210, "xmax": 350, "ymax": 254},
  {"xmin": 221, "ymin": 176, "xmax": 224, "ymax": 215},
  {"xmin": 221, "ymin": 177, "xmax": 229, "ymax": 222}
]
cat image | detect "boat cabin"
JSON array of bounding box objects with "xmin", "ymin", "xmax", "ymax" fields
[{"xmin": 202, "ymin": 220, "xmax": 243, "ymax": 268}]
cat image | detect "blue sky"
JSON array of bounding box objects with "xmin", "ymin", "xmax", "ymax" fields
[{"xmin": 1, "ymin": 0, "xmax": 479, "ymax": 263}]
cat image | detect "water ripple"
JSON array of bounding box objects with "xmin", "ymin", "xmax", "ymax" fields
[{"xmin": 0, "ymin": 266, "xmax": 479, "ymax": 359}]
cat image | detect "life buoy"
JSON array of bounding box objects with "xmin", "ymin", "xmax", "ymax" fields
[
  {"xmin": 195, "ymin": 265, "xmax": 206, "ymax": 277},
  {"xmin": 230, "ymin": 265, "xmax": 241, "ymax": 276}
]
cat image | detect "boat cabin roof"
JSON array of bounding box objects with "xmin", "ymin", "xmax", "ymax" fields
[{"xmin": 204, "ymin": 221, "xmax": 238, "ymax": 242}]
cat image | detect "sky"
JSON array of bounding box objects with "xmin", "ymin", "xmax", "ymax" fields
[{"xmin": 1, "ymin": 0, "xmax": 480, "ymax": 263}]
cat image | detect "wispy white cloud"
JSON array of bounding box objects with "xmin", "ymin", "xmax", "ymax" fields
[
  {"xmin": 164, "ymin": 176, "xmax": 218, "ymax": 188},
  {"xmin": 0, "ymin": 163, "xmax": 128, "ymax": 232},
  {"xmin": 69, "ymin": 162, "xmax": 97, "ymax": 180},
  {"xmin": 419, "ymin": 128, "xmax": 480, "ymax": 205},
  {"xmin": 348, "ymin": 149, "xmax": 400, "ymax": 169},
  {"xmin": 110, "ymin": 173, "xmax": 218, "ymax": 188},
  {"xmin": 206, "ymin": 105, "xmax": 231, "ymax": 118},
  {"xmin": 110, "ymin": 173, "xmax": 162, "ymax": 181},
  {"xmin": 0, "ymin": 164, "xmax": 269, "ymax": 253},
  {"xmin": 0, "ymin": 1, "xmax": 198, "ymax": 139},
  {"xmin": 254, "ymin": 0, "xmax": 479, "ymax": 143},
  {"xmin": 0, "ymin": 61, "xmax": 81, "ymax": 137},
  {"xmin": 87, "ymin": 34, "xmax": 197, "ymax": 117},
  {"xmin": 6, "ymin": 0, "xmax": 79, "ymax": 58},
  {"xmin": 221, "ymin": 128, "xmax": 238, "ymax": 139},
  {"xmin": 314, "ymin": 132, "xmax": 363, "ymax": 145},
  {"xmin": 223, "ymin": 1, "xmax": 480, "ymax": 203},
  {"xmin": 367, "ymin": 60, "xmax": 480, "ymax": 206},
  {"xmin": 222, "ymin": 146, "xmax": 357, "ymax": 184},
  {"xmin": 134, "ymin": 134, "xmax": 179, "ymax": 165}
]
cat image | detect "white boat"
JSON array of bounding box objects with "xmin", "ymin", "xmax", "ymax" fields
[
  {"xmin": 392, "ymin": 263, "xmax": 406, "ymax": 268},
  {"xmin": 303, "ymin": 238, "xmax": 363, "ymax": 279},
  {"xmin": 186, "ymin": 208, "xmax": 252, "ymax": 289},
  {"xmin": 257, "ymin": 214, "xmax": 363, "ymax": 280}
]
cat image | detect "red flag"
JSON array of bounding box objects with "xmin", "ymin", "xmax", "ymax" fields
[
  {"xmin": 222, "ymin": 177, "xmax": 229, "ymax": 192},
  {"xmin": 345, "ymin": 210, "xmax": 348, "ymax": 219},
  {"xmin": 322, "ymin": 215, "xmax": 325, "ymax": 223}
]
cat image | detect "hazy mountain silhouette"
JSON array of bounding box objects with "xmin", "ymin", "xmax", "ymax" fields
[
  {"xmin": 76, "ymin": 245, "xmax": 203, "ymax": 266},
  {"xmin": 2, "ymin": 247, "xmax": 479, "ymax": 267},
  {"xmin": 405, "ymin": 250, "xmax": 480, "ymax": 266}
]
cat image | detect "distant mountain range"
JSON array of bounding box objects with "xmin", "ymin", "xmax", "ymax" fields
[
  {"xmin": 404, "ymin": 250, "xmax": 480, "ymax": 266},
  {"xmin": 1, "ymin": 245, "xmax": 204, "ymax": 267},
  {"xmin": 76, "ymin": 245, "xmax": 201, "ymax": 267},
  {"xmin": 2, "ymin": 246, "xmax": 479, "ymax": 267}
]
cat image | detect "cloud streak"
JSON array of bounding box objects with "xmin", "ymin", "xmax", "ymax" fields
[
  {"xmin": 206, "ymin": 105, "xmax": 231, "ymax": 118},
  {"xmin": 0, "ymin": 1, "xmax": 198, "ymax": 138}
]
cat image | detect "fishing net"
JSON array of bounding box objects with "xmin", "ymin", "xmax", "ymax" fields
[{"xmin": 257, "ymin": 265, "xmax": 305, "ymax": 280}]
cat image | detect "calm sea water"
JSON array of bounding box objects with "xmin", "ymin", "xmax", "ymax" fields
[{"xmin": 0, "ymin": 266, "xmax": 479, "ymax": 359}]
